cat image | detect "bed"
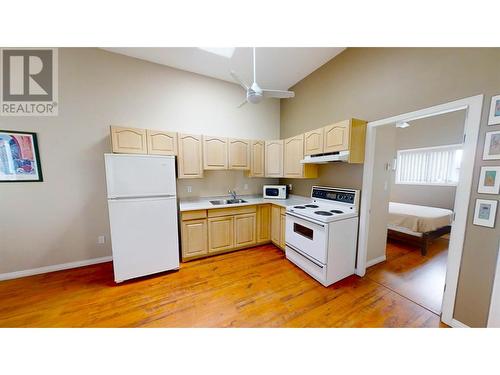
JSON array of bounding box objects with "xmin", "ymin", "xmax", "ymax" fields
[{"xmin": 387, "ymin": 202, "xmax": 453, "ymax": 255}]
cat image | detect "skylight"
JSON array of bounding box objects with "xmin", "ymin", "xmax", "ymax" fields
[{"xmin": 198, "ymin": 47, "xmax": 236, "ymax": 58}]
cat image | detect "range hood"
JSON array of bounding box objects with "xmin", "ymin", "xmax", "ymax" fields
[{"xmin": 300, "ymin": 151, "xmax": 349, "ymax": 164}]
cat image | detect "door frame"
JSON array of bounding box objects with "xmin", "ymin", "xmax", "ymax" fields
[
  {"xmin": 356, "ymin": 94, "xmax": 484, "ymax": 327},
  {"xmin": 487, "ymin": 243, "xmax": 500, "ymax": 327}
]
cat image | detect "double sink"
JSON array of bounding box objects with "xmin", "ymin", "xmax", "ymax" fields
[{"xmin": 209, "ymin": 199, "xmax": 247, "ymax": 206}]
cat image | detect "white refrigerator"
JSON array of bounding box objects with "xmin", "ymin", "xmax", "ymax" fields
[{"xmin": 104, "ymin": 153, "xmax": 179, "ymax": 283}]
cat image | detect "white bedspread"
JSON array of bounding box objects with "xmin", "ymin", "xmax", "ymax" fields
[{"xmin": 388, "ymin": 202, "xmax": 453, "ymax": 233}]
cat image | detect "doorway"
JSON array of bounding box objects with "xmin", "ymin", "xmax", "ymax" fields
[
  {"xmin": 357, "ymin": 95, "xmax": 484, "ymax": 327},
  {"xmin": 365, "ymin": 111, "xmax": 465, "ymax": 315}
]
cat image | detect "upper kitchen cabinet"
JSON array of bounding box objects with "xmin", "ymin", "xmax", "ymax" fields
[
  {"xmin": 228, "ymin": 138, "xmax": 250, "ymax": 170},
  {"xmin": 304, "ymin": 128, "xmax": 324, "ymax": 156},
  {"xmin": 146, "ymin": 130, "xmax": 177, "ymax": 156},
  {"xmin": 323, "ymin": 119, "xmax": 367, "ymax": 163},
  {"xmin": 265, "ymin": 140, "xmax": 284, "ymax": 177},
  {"xmin": 178, "ymin": 133, "xmax": 203, "ymax": 179},
  {"xmin": 304, "ymin": 119, "xmax": 367, "ymax": 164},
  {"xmin": 111, "ymin": 126, "xmax": 147, "ymax": 154},
  {"xmin": 203, "ymin": 136, "xmax": 228, "ymax": 170},
  {"xmin": 324, "ymin": 120, "xmax": 350, "ymax": 153},
  {"xmin": 249, "ymin": 140, "xmax": 265, "ymax": 177},
  {"xmin": 283, "ymin": 134, "xmax": 318, "ymax": 178}
]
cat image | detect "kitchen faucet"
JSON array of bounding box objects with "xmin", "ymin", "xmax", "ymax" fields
[{"xmin": 228, "ymin": 189, "xmax": 237, "ymax": 200}]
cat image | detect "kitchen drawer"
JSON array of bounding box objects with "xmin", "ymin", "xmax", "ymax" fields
[
  {"xmin": 208, "ymin": 205, "xmax": 257, "ymax": 218},
  {"xmin": 181, "ymin": 210, "xmax": 207, "ymax": 221}
]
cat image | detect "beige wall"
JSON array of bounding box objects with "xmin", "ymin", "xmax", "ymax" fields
[
  {"xmin": 390, "ymin": 110, "xmax": 466, "ymax": 210},
  {"xmin": 280, "ymin": 48, "xmax": 500, "ymax": 327},
  {"xmin": 0, "ymin": 48, "xmax": 280, "ymax": 275},
  {"xmin": 177, "ymin": 170, "xmax": 276, "ymax": 198}
]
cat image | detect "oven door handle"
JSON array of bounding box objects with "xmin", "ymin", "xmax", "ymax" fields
[
  {"xmin": 285, "ymin": 243, "xmax": 325, "ymax": 269},
  {"xmin": 285, "ymin": 212, "xmax": 326, "ymax": 227}
]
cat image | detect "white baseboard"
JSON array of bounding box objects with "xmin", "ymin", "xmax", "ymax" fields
[
  {"xmin": 366, "ymin": 255, "xmax": 386, "ymax": 268},
  {"xmin": 448, "ymin": 318, "xmax": 470, "ymax": 328},
  {"xmin": 0, "ymin": 256, "xmax": 112, "ymax": 281}
]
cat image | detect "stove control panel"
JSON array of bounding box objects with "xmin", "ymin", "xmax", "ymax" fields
[{"xmin": 311, "ymin": 187, "xmax": 359, "ymax": 205}]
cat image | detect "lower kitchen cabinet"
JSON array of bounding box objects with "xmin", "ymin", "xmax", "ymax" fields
[
  {"xmin": 234, "ymin": 213, "xmax": 256, "ymax": 248},
  {"xmin": 271, "ymin": 205, "xmax": 281, "ymax": 247},
  {"xmin": 181, "ymin": 219, "xmax": 208, "ymax": 258},
  {"xmin": 208, "ymin": 216, "xmax": 234, "ymax": 253},
  {"xmin": 256, "ymin": 204, "xmax": 271, "ymax": 244},
  {"xmin": 280, "ymin": 212, "xmax": 286, "ymax": 250},
  {"xmin": 181, "ymin": 204, "xmax": 283, "ymax": 262}
]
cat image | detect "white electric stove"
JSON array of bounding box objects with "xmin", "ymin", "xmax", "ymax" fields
[{"xmin": 285, "ymin": 186, "xmax": 360, "ymax": 287}]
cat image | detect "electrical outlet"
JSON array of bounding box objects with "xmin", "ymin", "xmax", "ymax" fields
[
  {"xmin": 244, "ymin": 184, "xmax": 248, "ymax": 190},
  {"xmin": 288, "ymin": 184, "xmax": 293, "ymax": 191},
  {"xmin": 97, "ymin": 235, "xmax": 106, "ymax": 245},
  {"xmin": 187, "ymin": 186, "xmax": 192, "ymax": 193}
]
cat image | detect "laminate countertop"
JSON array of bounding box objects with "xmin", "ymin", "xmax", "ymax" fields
[{"xmin": 178, "ymin": 194, "xmax": 311, "ymax": 212}]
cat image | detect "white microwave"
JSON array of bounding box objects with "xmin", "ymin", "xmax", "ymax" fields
[{"xmin": 263, "ymin": 185, "xmax": 288, "ymax": 199}]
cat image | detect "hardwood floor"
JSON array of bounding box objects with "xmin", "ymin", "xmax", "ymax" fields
[
  {"xmin": 0, "ymin": 244, "xmax": 445, "ymax": 328},
  {"xmin": 367, "ymin": 237, "xmax": 448, "ymax": 315}
]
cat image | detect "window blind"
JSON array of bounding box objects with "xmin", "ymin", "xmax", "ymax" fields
[{"xmin": 395, "ymin": 144, "xmax": 463, "ymax": 186}]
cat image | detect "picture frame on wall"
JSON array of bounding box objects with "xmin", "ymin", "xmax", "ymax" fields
[
  {"xmin": 473, "ymin": 199, "xmax": 498, "ymax": 228},
  {"xmin": 483, "ymin": 130, "xmax": 500, "ymax": 160},
  {"xmin": 0, "ymin": 130, "xmax": 43, "ymax": 182},
  {"xmin": 488, "ymin": 94, "xmax": 500, "ymax": 126},
  {"xmin": 478, "ymin": 166, "xmax": 500, "ymax": 194}
]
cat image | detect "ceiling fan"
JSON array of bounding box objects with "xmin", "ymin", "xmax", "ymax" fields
[{"xmin": 231, "ymin": 47, "xmax": 295, "ymax": 107}]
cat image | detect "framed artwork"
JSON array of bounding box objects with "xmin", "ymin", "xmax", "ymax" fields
[
  {"xmin": 483, "ymin": 130, "xmax": 500, "ymax": 160},
  {"xmin": 478, "ymin": 166, "xmax": 500, "ymax": 194},
  {"xmin": 0, "ymin": 130, "xmax": 43, "ymax": 182},
  {"xmin": 488, "ymin": 94, "xmax": 500, "ymax": 126},
  {"xmin": 473, "ymin": 199, "xmax": 497, "ymax": 228}
]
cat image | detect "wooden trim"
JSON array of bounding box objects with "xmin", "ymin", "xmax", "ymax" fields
[
  {"xmin": 181, "ymin": 210, "xmax": 207, "ymax": 221},
  {"xmin": 347, "ymin": 118, "xmax": 367, "ymax": 163},
  {"xmin": 207, "ymin": 205, "xmax": 257, "ymax": 218}
]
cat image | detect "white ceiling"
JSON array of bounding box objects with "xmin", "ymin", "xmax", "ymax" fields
[{"xmin": 102, "ymin": 47, "xmax": 345, "ymax": 90}]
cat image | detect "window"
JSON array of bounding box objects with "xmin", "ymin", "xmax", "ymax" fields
[{"xmin": 395, "ymin": 144, "xmax": 463, "ymax": 186}]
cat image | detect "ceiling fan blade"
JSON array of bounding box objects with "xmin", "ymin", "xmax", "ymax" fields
[
  {"xmin": 237, "ymin": 99, "xmax": 248, "ymax": 108},
  {"xmin": 262, "ymin": 89, "xmax": 295, "ymax": 99},
  {"xmin": 230, "ymin": 71, "xmax": 249, "ymax": 90}
]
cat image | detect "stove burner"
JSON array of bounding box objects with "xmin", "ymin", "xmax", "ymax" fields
[
  {"xmin": 314, "ymin": 211, "xmax": 333, "ymax": 216},
  {"xmin": 293, "ymin": 205, "xmax": 306, "ymax": 209},
  {"xmin": 330, "ymin": 210, "xmax": 344, "ymax": 214},
  {"xmin": 305, "ymin": 204, "xmax": 319, "ymax": 208}
]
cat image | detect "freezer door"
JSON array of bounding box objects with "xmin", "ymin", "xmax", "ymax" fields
[
  {"xmin": 108, "ymin": 196, "xmax": 180, "ymax": 282},
  {"xmin": 105, "ymin": 154, "xmax": 176, "ymax": 198}
]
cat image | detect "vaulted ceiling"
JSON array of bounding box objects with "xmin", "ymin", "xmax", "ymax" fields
[{"xmin": 102, "ymin": 47, "xmax": 345, "ymax": 90}]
